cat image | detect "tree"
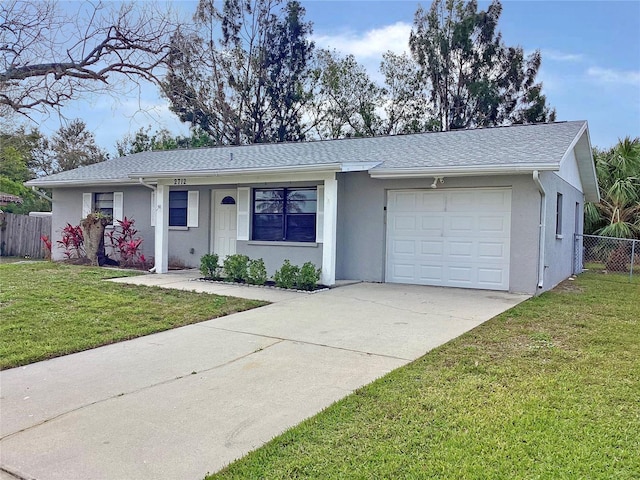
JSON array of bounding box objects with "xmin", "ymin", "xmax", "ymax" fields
[
  {"xmin": 163, "ymin": 0, "xmax": 314, "ymax": 145},
  {"xmin": 379, "ymin": 51, "xmax": 435, "ymax": 135},
  {"xmin": 0, "ymin": 0, "xmax": 178, "ymax": 115},
  {"xmin": 0, "ymin": 126, "xmax": 51, "ymax": 213},
  {"xmin": 308, "ymin": 49, "xmax": 383, "ymax": 139},
  {"xmin": 409, "ymin": 0, "xmax": 555, "ymax": 131},
  {"xmin": 49, "ymin": 119, "xmax": 108, "ymax": 172},
  {"xmin": 115, "ymin": 126, "xmax": 216, "ymax": 156},
  {"xmin": 585, "ymin": 137, "xmax": 640, "ymax": 239}
]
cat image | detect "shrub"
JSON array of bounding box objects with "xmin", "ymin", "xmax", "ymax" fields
[
  {"xmin": 247, "ymin": 258, "xmax": 268, "ymax": 285},
  {"xmin": 274, "ymin": 259, "xmax": 299, "ymax": 289},
  {"xmin": 105, "ymin": 216, "xmax": 145, "ymax": 267},
  {"xmin": 200, "ymin": 253, "xmax": 221, "ymax": 279},
  {"xmin": 57, "ymin": 223, "xmax": 85, "ymax": 259},
  {"xmin": 223, "ymin": 254, "xmax": 250, "ymax": 282},
  {"xmin": 296, "ymin": 262, "xmax": 321, "ymax": 291}
]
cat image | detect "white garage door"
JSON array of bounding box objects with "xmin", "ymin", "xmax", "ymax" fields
[{"xmin": 386, "ymin": 188, "xmax": 511, "ymax": 290}]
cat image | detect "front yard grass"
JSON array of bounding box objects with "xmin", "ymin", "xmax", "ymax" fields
[
  {"xmin": 210, "ymin": 273, "xmax": 640, "ymax": 479},
  {"xmin": 0, "ymin": 262, "xmax": 265, "ymax": 369}
]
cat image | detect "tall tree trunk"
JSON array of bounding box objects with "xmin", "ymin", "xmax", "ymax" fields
[{"xmin": 81, "ymin": 214, "xmax": 109, "ymax": 266}]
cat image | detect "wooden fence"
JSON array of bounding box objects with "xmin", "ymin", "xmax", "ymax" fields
[{"xmin": 0, "ymin": 212, "xmax": 52, "ymax": 259}]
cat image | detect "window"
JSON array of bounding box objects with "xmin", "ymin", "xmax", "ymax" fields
[
  {"xmin": 556, "ymin": 193, "xmax": 563, "ymax": 236},
  {"xmin": 252, "ymin": 188, "xmax": 317, "ymax": 242},
  {"xmin": 169, "ymin": 191, "xmax": 189, "ymax": 227},
  {"xmin": 94, "ymin": 192, "xmax": 114, "ymax": 224}
]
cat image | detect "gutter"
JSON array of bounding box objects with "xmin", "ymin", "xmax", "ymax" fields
[
  {"xmin": 137, "ymin": 178, "xmax": 158, "ymax": 273},
  {"xmin": 129, "ymin": 163, "xmax": 346, "ymax": 179},
  {"xmin": 533, "ymin": 171, "xmax": 546, "ymax": 292},
  {"xmin": 369, "ymin": 163, "xmax": 559, "ymax": 179}
]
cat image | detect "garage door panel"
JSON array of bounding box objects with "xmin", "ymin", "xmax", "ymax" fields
[
  {"xmin": 448, "ymin": 241, "xmax": 473, "ymax": 258},
  {"xmin": 418, "ymin": 265, "xmax": 443, "ymax": 282},
  {"xmin": 394, "ymin": 215, "xmax": 416, "ymax": 231},
  {"xmin": 420, "ymin": 240, "xmax": 444, "ymax": 256},
  {"xmin": 478, "ymin": 242, "xmax": 508, "ymax": 260},
  {"xmin": 386, "ymin": 188, "xmax": 511, "ymax": 291},
  {"xmin": 391, "ymin": 239, "xmax": 415, "ymax": 255}
]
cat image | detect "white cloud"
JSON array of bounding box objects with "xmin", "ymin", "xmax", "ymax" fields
[
  {"xmin": 543, "ymin": 50, "xmax": 585, "ymax": 63},
  {"xmin": 587, "ymin": 67, "xmax": 640, "ymax": 85},
  {"xmin": 312, "ymin": 21, "xmax": 412, "ymax": 59}
]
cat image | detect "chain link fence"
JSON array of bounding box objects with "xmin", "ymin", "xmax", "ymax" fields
[{"xmin": 574, "ymin": 234, "xmax": 639, "ymax": 282}]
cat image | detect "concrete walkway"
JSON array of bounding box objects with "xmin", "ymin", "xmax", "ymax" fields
[{"xmin": 0, "ymin": 274, "xmax": 529, "ymax": 480}]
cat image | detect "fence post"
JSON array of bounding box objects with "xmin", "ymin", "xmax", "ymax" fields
[{"xmin": 631, "ymin": 239, "xmax": 636, "ymax": 282}]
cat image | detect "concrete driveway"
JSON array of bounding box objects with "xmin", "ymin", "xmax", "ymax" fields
[{"xmin": 0, "ymin": 277, "xmax": 528, "ymax": 480}]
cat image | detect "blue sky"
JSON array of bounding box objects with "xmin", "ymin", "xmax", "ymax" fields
[{"xmin": 32, "ymin": 0, "xmax": 640, "ymax": 153}]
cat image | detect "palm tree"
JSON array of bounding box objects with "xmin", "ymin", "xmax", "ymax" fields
[{"xmin": 585, "ymin": 136, "xmax": 640, "ymax": 239}]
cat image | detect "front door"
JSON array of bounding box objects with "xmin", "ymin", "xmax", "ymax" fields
[{"xmin": 211, "ymin": 189, "xmax": 237, "ymax": 259}]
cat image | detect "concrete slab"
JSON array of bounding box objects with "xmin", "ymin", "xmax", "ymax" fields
[
  {"xmin": 0, "ymin": 278, "xmax": 529, "ymax": 480},
  {"xmin": 1, "ymin": 342, "xmax": 404, "ymax": 480}
]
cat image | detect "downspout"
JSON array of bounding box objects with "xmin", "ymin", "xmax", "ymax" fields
[
  {"xmin": 533, "ymin": 171, "xmax": 546, "ymax": 292},
  {"xmin": 138, "ymin": 178, "xmax": 157, "ymax": 273},
  {"xmin": 31, "ymin": 186, "xmax": 52, "ymax": 203}
]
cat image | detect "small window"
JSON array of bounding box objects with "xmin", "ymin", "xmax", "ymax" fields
[
  {"xmin": 252, "ymin": 188, "xmax": 316, "ymax": 242},
  {"xmin": 221, "ymin": 196, "xmax": 236, "ymax": 205},
  {"xmin": 94, "ymin": 192, "xmax": 114, "ymax": 224},
  {"xmin": 556, "ymin": 193, "xmax": 563, "ymax": 236},
  {"xmin": 169, "ymin": 191, "xmax": 188, "ymax": 227}
]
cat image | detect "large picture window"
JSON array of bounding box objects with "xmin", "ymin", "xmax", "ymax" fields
[
  {"xmin": 253, "ymin": 188, "xmax": 317, "ymax": 242},
  {"xmin": 169, "ymin": 191, "xmax": 188, "ymax": 227}
]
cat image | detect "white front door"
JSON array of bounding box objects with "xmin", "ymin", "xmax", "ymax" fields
[
  {"xmin": 386, "ymin": 188, "xmax": 512, "ymax": 290},
  {"xmin": 211, "ymin": 189, "xmax": 237, "ymax": 259}
]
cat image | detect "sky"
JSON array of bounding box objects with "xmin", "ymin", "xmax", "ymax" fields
[{"xmin": 25, "ymin": 0, "xmax": 640, "ymax": 154}]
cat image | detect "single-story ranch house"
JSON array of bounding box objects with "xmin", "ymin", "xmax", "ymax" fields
[{"xmin": 27, "ymin": 120, "xmax": 598, "ymax": 295}]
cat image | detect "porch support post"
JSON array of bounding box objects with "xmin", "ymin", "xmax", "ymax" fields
[
  {"xmin": 154, "ymin": 183, "xmax": 169, "ymax": 274},
  {"xmin": 321, "ymin": 175, "xmax": 338, "ymax": 286}
]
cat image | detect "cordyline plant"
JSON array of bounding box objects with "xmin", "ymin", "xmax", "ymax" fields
[
  {"xmin": 57, "ymin": 223, "xmax": 85, "ymax": 259},
  {"xmin": 105, "ymin": 216, "xmax": 146, "ymax": 267},
  {"xmin": 40, "ymin": 234, "xmax": 52, "ymax": 260}
]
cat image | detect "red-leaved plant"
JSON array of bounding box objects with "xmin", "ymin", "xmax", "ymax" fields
[
  {"xmin": 57, "ymin": 223, "xmax": 85, "ymax": 259},
  {"xmin": 105, "ymin": 217, "xmax": 146, "ymax": 267},
  {"xmin": 40, "ymin": 235, "xmax": 52, "ymax": 260}
]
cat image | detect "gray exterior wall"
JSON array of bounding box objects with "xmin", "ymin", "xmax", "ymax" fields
[
  {"xmin": 539, "ymin": 171, "xmax": 584, "ymax": 291},
  {"xmin": 50, "ymin": 185, "xmax": 211, "ymax": 268},
  {"xmin": 335, "ymin": 171, "xmax": 543, "ymax": 294},
  {"xmin": 51, "ymin": 186, "xmax": 156, "ymax": 262}
]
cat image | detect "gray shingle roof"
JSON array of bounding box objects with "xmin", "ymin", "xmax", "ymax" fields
[{"xmin": 27, "ymin": 121, "xmax": 587, "ymax": 185}]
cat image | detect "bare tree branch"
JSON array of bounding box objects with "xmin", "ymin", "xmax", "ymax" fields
[{"xmin": 0, "ymin": 0, "xmax": 180, "ymax": 115}]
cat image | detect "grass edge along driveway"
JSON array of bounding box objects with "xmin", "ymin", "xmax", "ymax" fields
[
  {"xmin": 0, "ymin": 262, "xmax": 266, "ymax": 369},
  {"xmin": 209, "ymin": 273, "xmax": 640, "ymax": 479}
]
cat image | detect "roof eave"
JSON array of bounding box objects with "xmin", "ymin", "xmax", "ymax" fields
[
  {"xmin": 368, "ymin": 163, "xmax": 559, "ymax": 179},
  {"xmin": 24, "ymin": 178, "xmax": 139, "ymax": 188},
  {"xmin": 129, "ymin": 162, "xmax": 351, "ymax": 180}
]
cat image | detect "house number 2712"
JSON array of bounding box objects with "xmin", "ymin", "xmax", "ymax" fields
[{"xmin": 173, "ymin": 178, "xmax": 187, "ymax": 185}]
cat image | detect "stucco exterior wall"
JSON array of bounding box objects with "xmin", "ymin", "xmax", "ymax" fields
[
  {"xmin": 51, "ymin": 186, "xmax": 155, "ymax": 262},
  {"xmin": 540, "ymin": 171, "xmax": 584, "ymax": 291},
  {"xmin": 50, "ymin": 185, "xmax": 212, "ymax": 268},
  {"xmin": 336, "ymin": 172, "xmax": 542, "ymax": 294}
]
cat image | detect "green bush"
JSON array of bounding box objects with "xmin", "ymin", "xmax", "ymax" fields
[
  {"xmin": 273, "ymin": 259, "xmax": 299, "ymax": 289},
  {"xmin": 247, "ymin": 258, "xmax": 268, "ymax": 285},
  {"xmin": 199, "ymin": 253, "xmax": 221, "ymax": 279},
  {"xmin": 296, "ymin": 262, "xmax": 321, "ymax": 291},
  {"xmin": 223, "ymin": 254, "xmax": 250, "ymax": 283}
]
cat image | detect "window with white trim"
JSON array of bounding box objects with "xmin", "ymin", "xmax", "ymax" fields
[
  {"xmin": 168, "ymin": 190, "xmax": 199, "ymax": 228},
  {"xmin": 252, "ymin": 188, "xmax": 317, "ymax": 242},
  {"xmin": 94, "ymin": 193, "xmax": 114, "ymax": 223},
  {"xmin": 169, "ymin": 191, "xmax": 189, "ymax": 227}
]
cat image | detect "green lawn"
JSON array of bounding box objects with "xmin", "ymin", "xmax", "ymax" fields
[
  {"xmin": 210, "ymin": 273, "xmax": 640, "ymax": 479},
  {"xmin": 0, "ymin": 262, "xmax": 265, "ymax": 369}
]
